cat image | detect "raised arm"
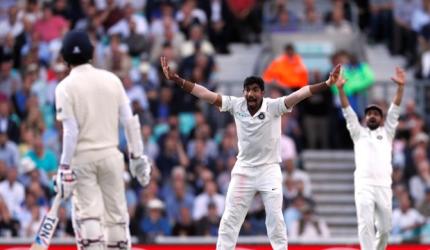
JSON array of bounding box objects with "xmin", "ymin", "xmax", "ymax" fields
[
  {"xmin": 391, "ymin": 67, "xmax": 406, "ymax": 106},
  {"xmin": 336, "ymin": 75, "xmax": 361, "ymax": 141},
  {"xmin": 284, "ymin": 64, "xmax": 341, "ymax": 109},
  {"xmin": 336, "ymin": 75, "xmax": 350, "ymax": 108},
  {"xmin": 160, "ymin": 56, "xmax": 222, "ymax": 108},
  {"xmin": 385, "ymin": 67, "xmax": 406, "ymax": 138}
]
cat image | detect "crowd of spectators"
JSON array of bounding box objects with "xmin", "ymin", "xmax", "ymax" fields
[{"xmin": 0, "ymin": 0, "xmax": 428, "ymax": 244}]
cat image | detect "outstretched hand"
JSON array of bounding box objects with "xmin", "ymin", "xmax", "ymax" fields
[
  {"xmin": 160, "ymin": 56, "xmax": 179, "ymax": 81},
  {"xmin": 326, "ymin": 64, "xmax": 342, "ymax": 86},
  {"xmin": 335, "ymin": 74, "xmax": 347, "ymax": 89},
  {"xmin": 391, "ymin": 67, "xmax": 406, "ymax": 86}
]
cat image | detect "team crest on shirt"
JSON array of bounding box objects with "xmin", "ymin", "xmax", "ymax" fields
[
  {"xmin": 258, "ymin": 112, "xmax": 265, "ymax": 120},
  {"xmin": 57, "ymin": 107, "xmax": 62, "ymax": 113},
  {"xmin": 377, "ymin": 135, "xmax": 383, "ymax": 140}
]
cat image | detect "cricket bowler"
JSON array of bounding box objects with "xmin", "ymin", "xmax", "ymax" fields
[
  {"xmin": 55, "ymin": 30, "xmax": 151, "ymax": 250},
  {"xmin": 160, "ymin": 56, "xmax": 341, "ymax": 250},
  {"xmin": 336, "ymin": 67, "xmax": 405, "ymax": 250}
]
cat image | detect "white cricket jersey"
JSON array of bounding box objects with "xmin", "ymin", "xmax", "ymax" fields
[
  {"xmin": 220, "ymin": 96, "xmax": 292, "ymax": 167},
  {"xmin": 55, "ymin": 64, "xmax": 129, "ymax": 163},
  {"xmin": 342, "ymin": 104, "xmax": 401, "ymax": 188}
]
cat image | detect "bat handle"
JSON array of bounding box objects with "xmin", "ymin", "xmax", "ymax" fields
[{"xmin": 48, "ymin": 195, "xmax": 62, "ymax": 217}]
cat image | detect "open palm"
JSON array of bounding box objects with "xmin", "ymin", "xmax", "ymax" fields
[{"xmin": 391, "ymin": 67, "xmax": 406, "ymax": 86}]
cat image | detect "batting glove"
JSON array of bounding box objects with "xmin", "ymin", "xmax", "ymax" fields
[
  {"xmin": 54, "ymin": 166, "xmax": 76, "ymax": 199},
  {"xmin": 130, "ymin": 155, "xmax": 151, "ymax": 187}
]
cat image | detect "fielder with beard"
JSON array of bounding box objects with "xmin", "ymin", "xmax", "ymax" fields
[
  {"xmin": 160, "ymin": 56, "xmax": 341, "ymax": 250},
  {"xmin": 337, "ymin": 67, "xmax": 406, "ymax": 250}
]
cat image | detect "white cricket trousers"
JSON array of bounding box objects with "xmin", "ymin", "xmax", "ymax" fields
[
  {"xmin": 355, "ymin": 185, "xmax": 392, "ymax": 250},
  {"xmin": 72, "ymin": 149, "xmax": 130, "ymax": 249},
  {"xmin": 217, "ymin": 164, "xmax": 287, "ymax": 250}
]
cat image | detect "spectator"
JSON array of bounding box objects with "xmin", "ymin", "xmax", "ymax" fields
[
  {"xmin": 156, "ymin": 130, "xmax": 189, "ymax": 179},
  {"xmin": 289, "ymin": 205, "xmax": 330, "ymax": 239},
  {"xmin": 263, "ymin": 43, "xmax": 308, "ymax": 90},
  {"xmin": 176, "ymin": 0, "xmax": 207, "ymax": 39},
  {"xmin": 299, "ymin": 6, "xmax": 324, "ymax": 32},
  {"xmin": 369, "ymin": 0, "xmax": 394, "ymax": 46},
  {"xmin": 0, "ymin": 97, "xmax": 19, "ymax": 143},
  {"xmin": 301, "ymin": 71, "xmax": 333, "ymax": 149},
  {"xmin": 196, "ymin": 202, "xmax": 221, "ymax": 236},
  {"xmin": 142, "ymin": 125, "xmax": 159, "ymax": 160},
  {"xmin": 0, "ymin": 54, "xmax": 21, "ymax": 98},
  {"xmin": 393, "ymin": 0, "xmax": 420, "ymax": 66},
  {"xmin": 418, "ymin": 187, "xmax": 430, "ymax": 217},
  {"xmin": 192, "ymin": 180, "xmax": 225, "ymax": 220},
  {"xmin": 108, "ymin": 3, "xmax": 149, "ymax": 39},
  {"xmin": 283, "ymin": 158, "xmax": 312, "ymax": 198},
  {"xmin": 0, "ymin": 129, "xmax": 19, "ymax": 168},
  {"xmin": 0, "ymin": 5, "xmax": 23, "ymax": 42},
  {"xmin": 172, "ymin": 206, "xmax": 197, "ymax": 236},
  {"xmin": 268, "ymin": 7, "xmax": 299, "ymax": 32},
  {"xmin": 0, "ymin": 194, "xmax": 19, "ymax": 237},
  {"xmin": 122, "ymin": 73, "xmax": 149, "ymax": 111},
  {"xmin": 392, "ymin": 194, "xmax": 425, "ymax": 242},
  {"xmin": 25, "ymin": 132, "xmax": 58, "ymax": 176},
  {"xmin": 164, "ymin": 167, "xmax": 195, "ymax": 223},
  {"xmin": 0, "ymin": 167, "xmax": 24, "ymax": 218},
  {"xmin": 140, "ymin": 199, "xmax": 172, "ymax": 241},
  {"xmin": 325, "ymin": 5, "xmax": 353, "ymax": 34},
  {"xmin": 180, "ymin": 24, "xmax": 215, "ymax": 58},
  {"xmin": 409, "ymin": 160, "xmax": 430, "ymax": 205},
  {"xmin": 33, "ymin": 2, "xmax": 69, "ymax": 43}
]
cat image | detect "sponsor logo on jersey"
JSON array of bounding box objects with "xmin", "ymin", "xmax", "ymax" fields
[{"xmin": 258, "ymin": 112, "xmax": 265, "ymax": 120}]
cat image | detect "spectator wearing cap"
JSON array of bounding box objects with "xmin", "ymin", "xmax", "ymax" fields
[
  {"xmin": 0, "ymin": 167, "xmax": 24, "ymax": 219},
  {"xmin": 140, "ymin": 198, "xmax": 172, "ymax": 241},
  {"xmin": 0, "ymin": 127, "xmax": 19, "ymax": 169}
]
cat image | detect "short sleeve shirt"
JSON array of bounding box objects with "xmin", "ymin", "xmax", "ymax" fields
[{"xmin": 220, "ymin": 96, "xmax": 292, "ymax": 167}]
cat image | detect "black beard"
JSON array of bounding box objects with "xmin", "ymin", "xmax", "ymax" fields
[{"xmin": 367, "ymin": 123, "xmax": 379, "ymax": 130}]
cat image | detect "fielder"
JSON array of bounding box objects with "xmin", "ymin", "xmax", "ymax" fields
[
  {"xmin": 54, "ymin": 30, "xmax": 151, "ymax": 250},
  {"xmin": 160, "ymin": 56, "xmax": 341, "ymax": 250},
  {"xmin": 336, "ymin": 67, "xmax": 405, "ymax": 250}
]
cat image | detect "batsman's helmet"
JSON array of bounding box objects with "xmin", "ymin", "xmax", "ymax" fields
[{"xmin": 60, "ymin": 30, "xmax": 93, "ymax": 66}]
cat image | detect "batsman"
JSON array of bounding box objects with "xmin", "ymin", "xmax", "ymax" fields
[{"xmin": 54, "ymin": 30, "xmax": 151, "ymax": 250}]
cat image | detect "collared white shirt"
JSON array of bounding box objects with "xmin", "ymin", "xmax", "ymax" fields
[
  {"xmin": 220, "ymin": 96, "xmax": 292, "ymax": 167},
  {"xmin": 342, "ymin": 103, "xmax": 401, "ymax": 188}
]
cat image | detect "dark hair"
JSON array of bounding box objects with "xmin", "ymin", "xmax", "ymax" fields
[{"xmin": 243, "ymin": 76, "xmax": 265, "ymax": 91}]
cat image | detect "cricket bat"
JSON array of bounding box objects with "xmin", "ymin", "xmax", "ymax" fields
[{"xmin": 30, "ymin": 195, "xmax": 62, "ymax": 250}]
